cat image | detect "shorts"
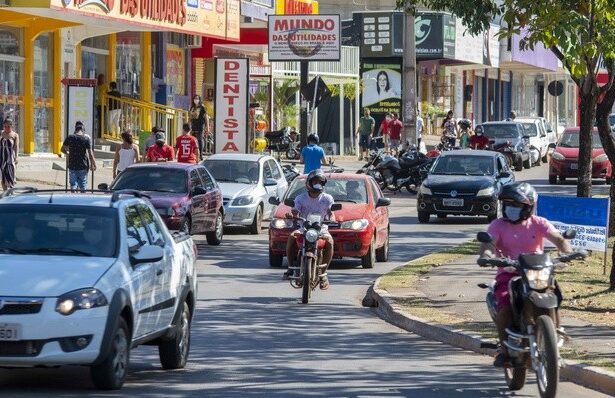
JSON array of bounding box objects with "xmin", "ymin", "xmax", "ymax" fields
[
  {"xmin": 359, "ymin": 135, "xmax": 370, "ymax": 149},
  {"xmin": 390, "ymin": 138, "xmax": 400, "ymax": 148},
  {"xmin": 495, "ymin": 271, "xmax": 517, "ymax": 311}
]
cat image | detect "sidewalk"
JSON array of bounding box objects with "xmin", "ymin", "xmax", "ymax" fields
[{"xmin": 14, "ymin": 155, "xmax": 114, "ymax": 189}]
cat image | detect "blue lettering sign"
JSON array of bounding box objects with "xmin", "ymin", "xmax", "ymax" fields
[{"xmin": 537, "ymin": 195, "xmax": 609, "ymax": 227}]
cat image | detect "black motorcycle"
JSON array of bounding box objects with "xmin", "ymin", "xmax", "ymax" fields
[
  {"xmin": 375, "ymin": 150, "xmax": 434, "ymax": 194},
  {"xmin": 265, "ymin": 127, "xmax": 299, "ymax": 159},
  {"xmin": 356, "ymin": 150, "xmax": 385, "ymax": 181},
  {"xmin": 476, "ymin": 230, "xmax": 586, "ymax": 398}
]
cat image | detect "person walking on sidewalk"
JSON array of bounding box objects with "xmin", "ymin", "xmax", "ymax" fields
[
  {"xmin": 190, "ymin": 95, "xmax": 209, "ymax": 159},
  {"xmin": 0, "ymin": 118, "xmax": 19, "ymax": 191},
  {"xmin": 62, "ymin": 121, "xmax": 97, "ymax": 193},
  {"xmin": 107, "ymin": 81, "xmax": 122, "ymax": 136},
  {"xmin": 146, "ymin": 132, "xmax": 174, "ymax": 162},
  {"xmin": 356, "ymin": 108, "xmax": 375, "ymax": 161},
  {"xmin": 175, "ymin": 123, "xmax": 199, "ymax": 164},
  {"xmin": 389, "ymin": 113, "xmax": 403, "ymax": 155},
  {"xmin": 113, "ymin": 130, "xmax": 139, "ymax": 178}
]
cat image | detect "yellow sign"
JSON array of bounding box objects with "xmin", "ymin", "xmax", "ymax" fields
[{"xmin": 275, "ymin": 0, "xmax": 319, "ymax": 15}]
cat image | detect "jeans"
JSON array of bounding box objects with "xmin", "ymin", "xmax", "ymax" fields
[
  {"xmin": 192, "ymin": 131, "xmax": 204, "ymax": 159},
  {"xmin": 69, "ymin": 169, "xmax": 89, "ymax": 192}
]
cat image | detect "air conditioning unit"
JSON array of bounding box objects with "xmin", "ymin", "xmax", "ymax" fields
[
  {"xmin": 186, "ymin": 35, "xmax": 203, "ymax": 48},
  {"xmin": 322, "ymin": 142, "xmax": 338, "ymax": 156}
]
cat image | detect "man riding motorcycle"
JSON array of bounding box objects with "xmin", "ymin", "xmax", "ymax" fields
[
  {"xmin": 479, "ymin": 182, "xmax": 572, "ymax": 367},
  {"xmin": 284, "ymin": 169, "xmax": 335, "ymax": 290}
]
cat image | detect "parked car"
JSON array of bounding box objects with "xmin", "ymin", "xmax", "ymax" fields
[
  {"xmin": 268, "ymin": 173, "xmax": 391, "ymax": 269},
  {"xmin": 518, "ymin": 115, "xmax": 558, "ymax": 145},
  {"xmin": 417, "ymin": 150, "xmax": 515, "ymax": 223},
  {"xmin": 100, "ymin": 163, "xmax": 224, "ymax": 245},
  {"xmin": 0, "ymin": 189, "xmax": 197, "ymax": 390},
  {"xmin": 548, "ymin": 127, "xmax": 612, "ymax": 184},
  {"xmin": 516, "ymin": 117, "xmax": 550, "ymax": 165},
  {"xmin": 478, "ymin": 121, "xmax": 532, "ymax": 171},
  {"xmin": 203, "ymin": 153, "xmax": 288, "ymax": 234}
]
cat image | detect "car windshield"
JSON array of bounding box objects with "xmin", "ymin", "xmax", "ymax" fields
[
  {"xmin": 111, "ymin": 168, "xmax": 187, "ymax": 193},
  {"xmin": 204, "ymin": 160, "xmax": 260, "ymax": 184},
  {"xmin": 0, "ymin": 205, "xmax": 118, "ymax": 257},
  {"xmin": 480, "ymin": 124, "xmax": 520, "ymax": 139},
  {"xmin": 521, "ymin": 123, "xmax": 538, "ymax": 137},
  {"xmin": 431, "ymin": 155, "xmax": 495, "ymax": 176},
  {"xmin": 286, "ymin": 179, "xmax": 369, "ymax": 204},
  {"xmin": 558, "ymin": 131, "xmax": 602, "ymax": 149}
]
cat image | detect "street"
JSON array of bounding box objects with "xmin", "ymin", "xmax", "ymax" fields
[{"xmin": 0, "ymin": 163, "xmax": 609, "ymax": 397}]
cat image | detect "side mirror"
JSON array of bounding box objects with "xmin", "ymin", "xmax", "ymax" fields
[
  {"xmin": 331, "ymin": 203, "xmax": 342, "ymax": 211},
  {"xmin": 284, "ymin": 198, "xmax": 295, "ymax": 207},
  {"xmin": 268, "ymin": 196, "xmax": 280, "ymax": 206},
  {"xmin": 547, "ymin": 129, "xmax": 553, "ymax": 133},
  {"xmin": 192, "ymin": 186, "xmax": 207, "ymax": 196},
  {"xmin": 563, "ymin": 229, "xmax": 576, "ymax": 240},
  {"xmin": 476, "ymin": 231, "xmax": 493, "ymax": 243},
  {"xmin": 376, "ymin": 197, "xmax": 391, "ymax": 207},
  {"xmin": 264, "ymin": 178, "xmax": 277, "ymax": 187},
  {"xmin": 548, "ymin": 143, "xmax": 556, "ymax": 149},
  {"xmin": 98, "ymin": 183, "xmax": 109, "ymax": 191},
  {"xmin": 498, "ymin": 171, "xmax": 511, "ymax": 179},
  {"xmin": 129, "ymin": 245, "xmax": 164, "ymax": 266}
]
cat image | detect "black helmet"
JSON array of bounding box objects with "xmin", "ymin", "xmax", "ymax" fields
[
  {"xmin": 307, "ymin": 133, "xmax": 319, "ymax": 144},
  {"xmin": 498, "ymin": 182, "xmax": 537, "ymax": 223},
  {"xmin": 305, "ymin": 169, "xmax": 327, "ymax": 193},
  {"xmin": 458, "ymin": 119, "xmax": 472, "ymax": 129}
]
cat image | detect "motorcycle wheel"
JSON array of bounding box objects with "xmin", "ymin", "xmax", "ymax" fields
[
  {"xmin": 286, "ymin": 148, "xmax": 297, "ymax": 160},
  {"xmin": 504, "ymin": 367, "xmax": 527, "ymax": 391},
  {"xmin": 301, "ymin": 257, "xmax": 312, "ymax": 304},
  {"xmin": 535, "ymin": 315, "xmax": 559, "ymax": 398}
]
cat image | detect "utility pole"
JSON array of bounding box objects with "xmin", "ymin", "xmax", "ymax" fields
[
  {"xmin": 402, "ymin": 2, "xmax": 417, "ymax": 145},
  {"xmin": 300, "ymin": 61, "xmax": 309, "ymax": 145}
]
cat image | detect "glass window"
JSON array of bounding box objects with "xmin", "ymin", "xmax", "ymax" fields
[
  {"xmin": 0, "ymin": 28, "xmax": 21, "ymax": 56},
  {"xmin": 166, "ymin": 44, "xmax": 185, "ymax": 96},
  {"xmin": 285, "ymin": 178, "xmax": 369, "ymax": 204},
  {"xmin": 369, "ymin": 179, "xmax": 380, "ymax": 204},
  {"xmin": 34, "ymin": 33, "xmax": 52, "ymax": 98},
  {"xmin": 203, "ymin": 160, "xmax": 260, "ymax": 184},
  {"xmin": 81, "ymin": 36, "xmax": 109, "ymax": 50},
  {"xmin": 125, "ymin": 205, "xmax": 148, "ymax": 250},
  {"xmin": 263, "ymin": 161, "xmax": 273, "ymax": 180},
  {"xmin": 522, "ymin": 123, "xmax": 538, "ymax": 137},
  {"xmin": 138, "ymin": 204, "xmax": 166, "ymax": 247},
  {"xmin": 197, "ymin": 167, "xmax": 215, "ymax": 191},
  {"xmin": 116, "ymin": 32, "xmax": 141, "ymax": 97},
  {"xmin": 190, "ymin": 169, "xmax": 203, "ymax": 190},
  {"xmin": 479, "ymin": 124, "xmax": 520, "ymax": 139},
  {"xmin": 432, "ymin": 155, "xmax": 495, "ymax": 176},
  {"xmin": 268, "ymin": 160, "xmax": 282, "ymax": 180},
  {"xmin": 111, "ymin": 168, "xmax": 188, "ymax": 193},
  {"xmin": 558, "ymin": 131, "xmax": 604, "ymax": 149}
]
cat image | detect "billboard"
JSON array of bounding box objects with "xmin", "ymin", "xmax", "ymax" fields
[
  {"xmin": 361, "ymin": 59, "xmax": 402, "ymax": 119},
  {"xmin": 268, "ymin": 14, "xmax": 341, "ymax": 61},
  {"xmin": 214, "ymin": 58, "xmax": 249, "ymax": 153},
  {"xmin": 66, "ymin": 83, "xmax": 95, "ymax": 140}
]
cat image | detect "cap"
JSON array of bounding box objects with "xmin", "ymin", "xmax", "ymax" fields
[
  {"xmin": 155, "ymin": 132, "xmax": 166, "ymax": 142},
  {"xmin": 152, "ymin": 126, "xmax": 165, "ymax": 134}
]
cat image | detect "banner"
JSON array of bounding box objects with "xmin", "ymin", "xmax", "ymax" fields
[
  {"xmin": 268, "ymin": 14, "xmax": 340, "ymax": 61},
  {"xmin": 361, "ymin": 59, "xmax": 402, "ymax": 117},
  {"xmin": 214, "ymin": 58, "xmax": 249, "ymax": 153},
  {"xmin": 536, "ymin": 195, "xmax": 609, "ymax": 252},
  {"xmin": 66, "ymin": 85, "xmax": 95, "ymax": 140}
]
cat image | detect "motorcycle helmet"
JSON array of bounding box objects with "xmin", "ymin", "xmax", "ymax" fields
[
  {"xmin": 305, "ymin": 169, "xmax": 327, "ymax": 193},
  {"xmin": 458, "ymin": 119, "xmax": 472, "ymax": 129},
  {"xmin": 498, "ymin": 182, "xmax": 537, "ymax": 224},
  {"xmin": 307, "ymin": 133, "xmax": 320, "ymax": 145}
]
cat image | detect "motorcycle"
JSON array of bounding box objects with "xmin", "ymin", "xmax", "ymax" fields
[
  {"xmin": 426, "ymin": 136, "xmax": 457, "ymax": 158},
  {"xmin": 284, "ymin": 199, "xmax": 342, "ymax": 304},
  {"xmin": 265, "ymin": 127, "xmax": 300, "ymax": 159},
  {"xmin": 488, "ymin": 140, "xmax": 515, "ymax": 168},
  {"xmin": 356, "ymin": 150, "xmax": 385, "ymax": 181},
  {"xmin": 476, "ymin": 230, "xmax": 587, "ymax": 398},
  {"xmin": 375, "ymin": 149, "xmax": 434, "ymax": 194},
  {"xmin": 282, "ymin": 163, "xmax": 300, "ymax": 184}
]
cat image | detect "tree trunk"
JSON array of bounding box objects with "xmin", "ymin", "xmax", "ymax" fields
[{"xmin": 577, "ymin": 90, "xmax": 597, "ymax": 197}]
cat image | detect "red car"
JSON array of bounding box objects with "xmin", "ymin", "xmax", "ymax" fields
[
  {"xmin": 549, "ymin": 127, "xmax": 612, "ymax": 184},
  {"xmin": 268, "ymin": 173, "xmax": 391, "ymax": 269}
]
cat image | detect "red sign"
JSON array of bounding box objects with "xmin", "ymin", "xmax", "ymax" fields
[
  {"xmin": 215, "ymin": 59, "xmax": 249, "ymax": 153},
  {"xmin": 120, "ymin": 0, "xmax": 187, "ymax": 25}
]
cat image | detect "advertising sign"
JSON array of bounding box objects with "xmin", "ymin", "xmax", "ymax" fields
[
  {"xmin": 66, "ymin": 84, "xmax": 95, "ymax": 140},
  {"xmin": 166, "ymin": 45, "xmax": 185, "ymax": 96},
  {"xmin": 361, "ymin": 13, "xmax": 394, "ymax": 58},
  {"xmin": 268, "ymin": 14, "xmax": 341, "ymax": 61},
  {"xmin": 536, "ymin": 195, "xmax": 609, "ymax": 252},
  {"xmin": 214, "ymin": 58, "xmax": 249, "ymax": 153},
  {"xmin": 415, "ymin": 13, "xmax": 456, "ymax": 60},
  {"xmin": 361, "ymin": 59, "xmax": 402, "ymax": 120},
  {"xmin": 275, "ymin": 0, "xmax": 318, "ymax": 15}
]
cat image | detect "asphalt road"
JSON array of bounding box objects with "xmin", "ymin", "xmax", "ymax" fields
[{"xmin": 0, "ymin": 163, "xmax": 610, "ymax": 397}]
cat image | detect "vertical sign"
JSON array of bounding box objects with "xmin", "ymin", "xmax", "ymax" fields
[
  {"xmin": 214, "ymin": 58, "xmax": 249, "ymax": 153},
  {"xmin": 66, "ymin": 84, "xmax": 95, "ymax": 139},
  {"xmin": 361, "ymin": 59, "xmax": 402, "ymax": 118}
]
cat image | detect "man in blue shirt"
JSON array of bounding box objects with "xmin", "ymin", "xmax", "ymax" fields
[{"xmin": 300, "ymin": 134, "xmax": 329, "ymax": 174}]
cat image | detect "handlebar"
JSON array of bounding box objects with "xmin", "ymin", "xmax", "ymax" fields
[{"xmin": 477, "ymin": 250, "xmax": 588, "ymax": 268}]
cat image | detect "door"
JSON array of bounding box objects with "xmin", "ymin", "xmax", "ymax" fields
[
  {"xmin": 197, "ymin": 166, "xmax": 218, "ymax": 231},
  {"xmin": 497, "ymin": 156, "xmax": 514, "ymax": 185},
  {"xmin": 262, "ymin": 160, "xmax": 278, "ymax": 217},
  {"xmin": 369, "ymin": 179, "xmax": 388, "ymax": 247},
  {"xmin": 189, "ymin": 169, "xmax": 207, "ymax": 234},
  {"xmin": 268, "ymin": 159, "xmax": 287, "ymax": 215}
]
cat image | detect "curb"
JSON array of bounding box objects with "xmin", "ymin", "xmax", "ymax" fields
[{"xmin": 371, "ymin": 276, "xmax": 615, "ymax": 396}]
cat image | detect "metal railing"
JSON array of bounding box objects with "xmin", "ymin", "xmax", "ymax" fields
[{"xmin": 100, "ymin": 94, "xmax": 189, "ymax": 144}]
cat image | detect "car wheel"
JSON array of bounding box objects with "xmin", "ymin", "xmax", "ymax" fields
[
  {"xmin": 158, "ymin": 301, "xmax": 191, "ymax": 370},
  {"xmin": 418, "ymin": 211, "xmax": 430, "ymax": 224},
  {"xmin": 269, "ymin": 249, "xmax": 284, "ymax": 267},
  {"xmin": 361, "ymin": 235, "xmax": 376, "ymax": 269},
  {"xmin": 523, "ymin": 156, "xmax": 531, "ymax": 169},
  {"xmin": 180, "ymin": 216, "xmax": 192, "ymax": 235},
  {"xmin": 549, "ymin": 175, "xmax": 557, "ymax": 184},
  {"xmin": 206, "ymin": 212, "xmax": 224, "ymax": 245},
  {"xmin": 514, "ymin": 156, "xmax": 523, "ymax": 172},
  {"xmin": 437, "ymin": 214, "xmax": 447, "ymax": 219},
  {"xmin": 375, "ymin": 227, "xmax": 389, "ymax": 262},
  {"xmin": 90, "ymin": 318, "xmax": 130, "ymax": 390},
  {"xmin": 249, "ymin": 205, "xmax": 263, "ymax": 235},
  {"xmin": 535, "ymin": 151, "xmax": 542, "ymax": 166}
]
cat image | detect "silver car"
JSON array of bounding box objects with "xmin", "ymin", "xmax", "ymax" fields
[{"xmin": 203, "ymin": 154, "xmax": 288, "ymax": 234}]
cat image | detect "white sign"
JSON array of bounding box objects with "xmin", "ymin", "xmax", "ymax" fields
[
  {"xmin": 215, "ymin": 58, "xmax": 249, "ymax": 154},
  {"xmin": 66, "ymin": 85, "xmax": 95, "ymax": 139},
  {"xmin": 268, "ymin": 15, "xmax": 341, "ymax": 61}
]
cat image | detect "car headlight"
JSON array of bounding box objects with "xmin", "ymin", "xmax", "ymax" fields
[
  {"xmin": 232, "ymin": 196, "xmax": 254, "ymax": 206},
  {"xmin": 305, "ymin": 229, "xmax": 319, "ymax": 243},
  {"xmin": 419, "ymin": 184, "xmax": 432, "ymax": 195},
  {"xmin": 271, "ymin": 218, "xmax": 293, "ymax": 229},
  {"xmin": 594, "ymin": 154, "xmax": 609, "ymax": 162},
  {"xmin": 340, "ymin": 219, "xmax": 369, "ymax": 230},
  {"xmin": 56, "ymin": 288, "xmax": 108, "ymax": 316},
  {"xmin": 525, "ymin": 268, "xmax": 551, "ymax": 290},
  {"xmin": 551, "ymin": 152, "xmax": 565, "ymax": 161},
  {"xmin": 476, "ymin": 186, "xmax": 495, "ymax": 197}
]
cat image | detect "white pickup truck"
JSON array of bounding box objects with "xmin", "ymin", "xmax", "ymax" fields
[{"xmin": 0, "ymin": 189, "xmax": 198, "ymax": 390}]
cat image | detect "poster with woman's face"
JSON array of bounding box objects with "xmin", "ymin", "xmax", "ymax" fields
[{"xmin": 361, "ymin": 60, "xmax": 402, "ymax": 116}]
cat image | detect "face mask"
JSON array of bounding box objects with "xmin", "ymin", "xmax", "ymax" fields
[
  {"xmin": 312, "ymin": 183, "xmax": 323, "ymax": 191},
  {"xmin": 84, "ymin": 230, "xmax": 103, "ymax": 244},
  {"xmin": 504, "ymin": 206, "xmax": 523, "ymax": 222},
  {"xmin": 476, "ymin": 132, "xmax": 482, "ymax": 136},
  {"xmin": 15, "ymin": 227, "xmax": 33, "ymax": 242}
]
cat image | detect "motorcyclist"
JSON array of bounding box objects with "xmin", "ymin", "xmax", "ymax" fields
[
  {"xmin": 479, "ymin": 182, "xmax": 572, "ymax": 367},
  {"xmin": 470, "ymin": 126, "xmax": 490, "ymax": 150},
  {"xmin": 284, "ymin": 169, "xmax": 335, "ymax": 290}
]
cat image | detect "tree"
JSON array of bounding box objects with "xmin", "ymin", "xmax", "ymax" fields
[{"xmin": 272, "ymin": 79, "xmax": 299, "ymax": 130}]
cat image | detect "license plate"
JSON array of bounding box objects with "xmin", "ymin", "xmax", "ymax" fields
[
  {"xmin": 570, "ymin": 163, "xmax": 578, "ymax": 170},
  {"xmin": 0, "ymin": 324, "xmax": 21, "ymax": 341},
  {"xmin": 443, "ymin": 198, "xmax": 464, "ymax": 207}
]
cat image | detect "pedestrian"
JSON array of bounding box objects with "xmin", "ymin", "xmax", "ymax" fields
[
  {"xmin": 176, "ymin": 123, "xmax": 199, "ymax": 164},
  {"xmin": 389, "ymin": 113, "xmax": 403, "ymax": 155},
  {"xmin": 113, "ymin": 130, "xmax": 139, "ymax": 178},
  {"xmin": 0, "ymin": 118, "xmax": 19, "ymax": 191},
  {"xmin": 377, "ymin": 113, "xmax": 392, "ymax": 153},
  {"xmin": 441, "ymin": 110, "xmax": 458, "ymax": 147},
  {"xmin": 61, "ymin": 121, "xmax": 97, "ymax": 193},
  {"xmin": 107, "ymin": 81, "xmax": 122, "ymax": 136},
  {"xmin": 416, "ymin": 110, "xmax": 424, "ymax": 144},
  {"xmin": 190, "ymin": 95, "xmax": 209, "ymax": 159},
  {"xmin": 505, "ymin": 111, "xmax": 517, "ymax": 121},
  {"xmin": 356, "ymin": 108, "xmax": 375, "ymax": 161},
  {"xmin": 96, "ymin": 74, "xmax": 106, "ymax": 138},
  {"xmin": 300, "ymin": 133, "xmax": 328, "ymax": 174},
  {"xmin": 146, "ymin": 131, "xmax": 174, "ymax": 162},
  {"xmin": 142, "ymin": 126, "xmax": 161, "ymax": 161}
]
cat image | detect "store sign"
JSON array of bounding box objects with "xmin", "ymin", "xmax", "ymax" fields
[
  {"xmin": 275, "ymin": 0, "xmax": 318, "ymax": 15},
  {"xmin": 215, "ymin": 58, "xmax": 249, "ymax": 153},
  {"xmin": 268, "ymin": 15, "xmax": 340, "ymax": 61},
  {"xmin": 361, "ymin": 59, "xmax": 402, "ymax": 119},
  {"xmin": 455, "ymin": 21, "xmax": 484, "ymax": 64},
  {"xmin": 66, "ymin": 85, "xmax": 95, "ymax": 139},
  {"xmin": 361, "ymin": 13, "xmax": 394, "ymax": 58},
  {"xmin": 416, "ymin": 13, "xmax": 456, "ymax": 60}
]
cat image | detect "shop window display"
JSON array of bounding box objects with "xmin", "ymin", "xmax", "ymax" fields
[
  {"xmin": 33, "ymin": 32, "xmax": 53, "ymax": 152},
  {"xmin": 116, "ymin": 32, "xmax": 141, "ymax": 97},
  {"xmin": 0, "ymin": 27, "xmax": 24, "ymax": 152}
]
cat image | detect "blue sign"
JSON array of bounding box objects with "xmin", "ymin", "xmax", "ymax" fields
[
  {"xmin": 187, "ymin": 0, "xmax": 198, "ymax": 7},
  {"xmin": 537, "ymin": 195, "xmax": 608, "ymax": 227}
]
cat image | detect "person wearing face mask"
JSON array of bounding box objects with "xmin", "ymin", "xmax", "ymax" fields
[
  {"xmin": 190, "ymin": 95, "xmax": 209, "ymax": 160},
  {"xmin": 146, "ymin": 132, "xmax": 174, "ymax": 162},
  {"xmin": 113, "ymin": 130, "xmax": 140, "ymax": 178},
  {"xmin": 0, "ymin": 118, "xmax": 19, "ymax": 191},
  {"xmin": 469, "ymin": 126, "xmax": 490, "ymax": 150},
  {"xmin": 479, "ymin": 182, "xmax": 571, "ymax": 367}
]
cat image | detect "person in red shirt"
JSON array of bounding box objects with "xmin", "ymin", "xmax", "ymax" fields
[
  {"xmin": 175, "ymin": 123, "xmax": 199, "ymax": 164},
  {"xmin": 147, "ymin": 132, "xmax": 174, "ymax": 162},
  {"xmin": 377, "ymin": 113, "xmax": 392, "ymax": 152},
  {"xmin": 388, "ymin": 112, "xmax": 403, "ymax": 154},
  {"xmin": 469, "ymin": 129, "xmax": 490, "ymax": 150}
]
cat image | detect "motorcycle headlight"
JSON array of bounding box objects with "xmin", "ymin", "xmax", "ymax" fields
[
  {"xmin": 419, "ymin": 184, "xmax": 432, "ymax": 195},
  {"xmin": 56, "ymin": 288, "xmax": 108, "ymax": 316},
  {"xmin": 525, "ymin": 268, "xmax": 551, "ymax": 290},
  {"xmin": 340, "ymin": 219, "xmax": 369, "ymax": 230},
  {"xmin": 476, "ymin": 186, "xmax": 495, "ymax": 197},
  {"xmin": 305, "ymin": 229, "xmax": 319, "ymax": 243},
  {"xmin": 271, "ymin": 218, "xmax": 293, "ymax": 229},
  {"xmin": 594, "ymin": 154, "xmax": 609, "ymax": 162},
  {"xmin": 551, "ymin": 152, "xmax": 565, "ymax": 161},
  {"xmin": 232, "ymin": 196, "xmax": 254, "ymax": 206}
]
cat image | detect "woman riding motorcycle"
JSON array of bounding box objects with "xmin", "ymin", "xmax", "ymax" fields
[
  {"xmin": 479, "ymin": 182, "xmax": 572, "ymax": 367},
  {"xmin": 284, "ymin": 169, "xmax": 335, "ymax": 290}
]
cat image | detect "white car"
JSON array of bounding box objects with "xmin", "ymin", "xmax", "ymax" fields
[
  {"xmin": 0, "ymin": 189, "xmax": 197, "ymax": 390},
  {"xmin": 517, "ymin": 117, "xmax": 550, "ymax": 166},
  {"xmin": 203, "ymin": 154, "xmax": 288, "ymax": 234}
]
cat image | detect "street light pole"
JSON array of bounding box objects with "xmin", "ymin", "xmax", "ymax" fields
[{"xmin": 402, "ymin": 2, "xmax": 417, "ymax": 145}]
